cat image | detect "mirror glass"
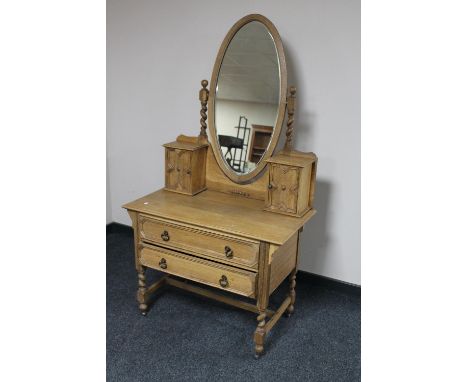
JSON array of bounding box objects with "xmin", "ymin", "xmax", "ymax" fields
[{"xmin": 214, "ymin": 21, "xmax": 280, "ymax": 174}]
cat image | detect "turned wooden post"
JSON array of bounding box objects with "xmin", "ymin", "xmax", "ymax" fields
[
  {"xmin": 287, "ymin": 227, "xmax": 302, "ymax": 317},
  {"xmin": 137, "ymin": 266, "xmax": 148, "ymax": 316},
  {"xmin": 253, "ymin": 242, "xmax": 270, "ymax": 358},
  {"xmin": 283, "ymin": 86, "xmax": 297, "ymax": 151},
  {"xmin": 287, "ymin": 270, "xmax": 297, "ymax": 317},
  {"xmin": 254, "ymin": 312, "xmax": 267, "ymax": 358},
  {"xmin": 199, "ymin": 80, "xmax": 209, "ymax": 140}
]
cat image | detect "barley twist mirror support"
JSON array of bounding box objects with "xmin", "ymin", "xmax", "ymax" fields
[{"xmin": 199, "ymin": 80, "xmax": 209, "ymax": 141}]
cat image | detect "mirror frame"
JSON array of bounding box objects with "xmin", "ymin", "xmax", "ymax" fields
[{"xmin": 208, "ymin": 14, "xmax": 287, "ymax": 184}]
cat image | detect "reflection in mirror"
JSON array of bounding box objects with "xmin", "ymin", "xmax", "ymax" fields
[{"xmin": 215, "ymin": 21, "xmax": 280, "ymax": 174}]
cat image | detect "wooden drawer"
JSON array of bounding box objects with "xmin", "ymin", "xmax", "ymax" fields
[
  {"xmin": 139, "ymin": 244, "xmax": 257, "ymax": 298},
  {"xmin": 138, "ymin": 215, "xmax": 259, "ymax": 269}
]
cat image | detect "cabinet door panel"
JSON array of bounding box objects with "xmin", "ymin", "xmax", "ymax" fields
[
  {"xmin": 165, "ymin": 148, "xmax": 178, "ymax": 190},
  {"xmin": 177, "ymin": 150, "xmax": 192, "ymax": 192},
  {"xmin": 269, "ymin": 164, "xmax": 299, "ymax": 214}
]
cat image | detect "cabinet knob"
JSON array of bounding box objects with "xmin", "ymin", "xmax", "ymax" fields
[
  {"xmin": 268, "ymin": 184, "xmax": 273, "ymax": 189},
  {"xmin": 161, "ymin": 230, "xmax": 170, "ymax": 241},
  {"xmin": 186, "ymin": 169, "xmax": 192, "ymax": 175},
  {"xmin": 224, "ymin": 246, "xmax": 233, "ymax": 258},
  {"xmin": 219, "ymin": 275, "xmax": 228, "ymax": 288},
  {"xmin": 281, "ymin": 185, "xmax": 286, "ymax": 191},
  {"xmin": 159, "ymin": 258, "xmax": 167, "ymax": 269}
]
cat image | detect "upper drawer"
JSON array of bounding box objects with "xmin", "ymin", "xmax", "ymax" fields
[{"xmin": 138, "ymin": 215, "xmax": 259, "ymax": 269}]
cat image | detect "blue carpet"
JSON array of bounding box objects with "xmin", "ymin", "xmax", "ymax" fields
[{"xmin": 107, "ymin": 229, "xmax": 360, "ymax": 381}]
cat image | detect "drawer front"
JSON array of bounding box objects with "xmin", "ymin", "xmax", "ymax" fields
[
  {"xmin": 267, "ymin": 164, "xmax": 299, "ymax": 214},
  {"xmin": 139, "ymin": 244, "xmax": 257, "ymax": 298},
  {"xmin": 139, "ymin": 215, "xmax": 259, "ymax": 269}
]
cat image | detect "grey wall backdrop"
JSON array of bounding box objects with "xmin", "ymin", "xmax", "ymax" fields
[{"xmin": 107, "ymin": 0, "xmax": 361, "ymax": 284}]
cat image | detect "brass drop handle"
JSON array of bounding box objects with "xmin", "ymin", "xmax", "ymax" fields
[
  {"xmin": 161, "ymin": 230, "xmax": 170, "ymax": 241},
  {"xmin": 159, "ymin": 258, "xmax": 167, "ymax": 269},
  {"xmin": 219, "ymin": 275, "xmax": 228, "ymax": 288},
  {"xmin": 224, "ymin": 246, "xmax": 233, "ymax": 258}
]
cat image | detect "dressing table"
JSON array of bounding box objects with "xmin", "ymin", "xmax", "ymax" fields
[{"xmin": 123, "ymin": 14, "xmax": 317, "ymax": 358}]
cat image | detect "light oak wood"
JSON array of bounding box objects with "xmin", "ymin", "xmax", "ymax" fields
[
  {"xmin": 164, "ymin": 136, "xmax": 208, "ymax": 195},
  {"xmin": 205, "ymin": 143, "xmax": 269, "ymax": 200},
  {"xmin": 139, "ymin": 214, "xmax": 260, "ymax": 270},
  {"xmin": 254, "ymin": 242, "xmax": 270, "ymax": 357},
  {"xmin": 199, "ymin": 80, "xmax": 209, "ymax": 139},
  {"xmin": 121, "ymin": 13, "xmax": 318, "ymax": 358},
  {"xmin": 265, "ymin": 295, "xmax": 291, "ymax": 333},
  {"xmin": 123, "ymin": 188, "xmax": 315, "ymax": 246},
  {"xmin": 165, "ymin": 277, "xmax": 275, "ymax": 318},
  {"xmin": 265, "ymin": 149, "xmax": 318, "ymax": 217},
  {"xmin": 137, "ymin": 266, "xmax": 148, "ymax": 315},
  {"xmin": 139, "ymin": 243, "xmax": 257, "ymax": 298},
  {"xmin": 127, "ymin": 210, "xmax": 141, "ymax": 271},
  {"xmin": 284, "ymin": 86, "xmax": 297, "ymax": 151},
  {"xmin": 269, "ymin": 232, "xmax": 298, "ymax": 293},
  {"xmin": 208, "ymin": 14, "xmax": 287, "ymax": 184},
  {"xmin": 287, "ymin": 227, "xmax": 302, "ymax": 316},
  {"xmin": 145, "ymin": 275, "xmax": 167, "ymax": 298}
]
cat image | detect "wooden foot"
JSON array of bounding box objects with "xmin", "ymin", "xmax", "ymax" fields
[
  {"xmin": 254, "ymin": 312, "xmax": 266, "ymax": 358},
  {"xmin": 287, "ymin": 270, "xmax": 297, "ymax": 317},
  {"xmin": 137, "ymin": 266, "xmax": 148, "ymax": 316}
]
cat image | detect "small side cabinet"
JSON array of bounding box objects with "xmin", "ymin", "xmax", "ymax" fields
[
  {"xmin": 163, "ymin": 137, "xmax": 208, "ymax": 195},
  {"xmin": 264, "ymin": 150, "xmax": 317, "ymax": 217}
]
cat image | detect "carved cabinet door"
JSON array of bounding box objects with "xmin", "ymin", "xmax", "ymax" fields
[
  {"xmin": 165, "ymin": 148, "xmax": 178, "ymax": 190},
  {"xmin": 268, "ymin": 164, "xmax": 299, "ymax": 214},
  {"xmin": 166, "ymin": 148, "xmax": 192, "ymax": 192},
  {"xmin": 176, "ymin": 149, "xmax": 192, "ymax": 191}
]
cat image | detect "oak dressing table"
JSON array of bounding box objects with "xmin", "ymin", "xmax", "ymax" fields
[{"xmin": 123, "ymin": 14, "xmax": 317, "ymax": 358}]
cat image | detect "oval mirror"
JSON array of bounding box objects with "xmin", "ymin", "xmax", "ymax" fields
[{"xmin": 208, "ymin": 14, "xmax": 287, "ymax": 184}]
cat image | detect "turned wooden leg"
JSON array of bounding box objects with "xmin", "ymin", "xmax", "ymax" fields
[
  {"xmin": 254, "ymin": 242, "xmax": 270, "ymax": 359},
  {"xmin": 137, "ymin": 266, "xmax": 148, "ymax": 316},
  {"xmin": 287, "ymin": 270, "xmax": 297, "ymax": 317},
  {"xmin": 254, "ymin": 312, "xmax": 267, "ymax": 358}
]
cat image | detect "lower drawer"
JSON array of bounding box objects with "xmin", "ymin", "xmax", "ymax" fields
[{"xmin": 139, "ymin": 244, "xmax": 257, "ymax": 298}]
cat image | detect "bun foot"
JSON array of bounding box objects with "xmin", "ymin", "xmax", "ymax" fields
[{"xmin": 286, "ymin": 304, "xmax": 294, "ymax": 317}]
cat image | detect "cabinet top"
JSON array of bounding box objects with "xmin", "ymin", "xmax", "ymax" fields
[
  {"xmin": 123, "ymin": 189, "xmax": 315, "ymax": 245},
  {"xmin": 266, "ymin": 150, "xmax": 317, "ymax": 167},
  {"xmin": 163, "ymin": 140, "xmax": 208, "ymax": 151}
]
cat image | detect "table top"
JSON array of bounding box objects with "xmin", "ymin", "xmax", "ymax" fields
[{"xmin": 123, "ymin": 189, "xmax": 315, "ymax": 245}]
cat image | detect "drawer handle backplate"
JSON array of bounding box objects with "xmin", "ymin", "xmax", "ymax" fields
[
  {"xmin": 219, "ymin": 275, "xmax": 228, "ymax": 288},
  {"xmin": 224, "ymin": 246, "xmax": 233, "ymax": 259},
  {"xmin": 161, "ymin": 230, "xmax": 170, "ymax": 241},
  {"xmin": 159, "ymin": 258, "xmax": 167, "ymax": 269}
]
